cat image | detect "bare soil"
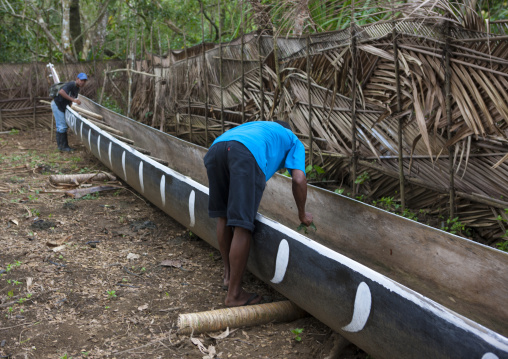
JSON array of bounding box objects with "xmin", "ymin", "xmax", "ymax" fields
[{"xmin": 0, "ymin": 130, "xmax": 367, "ymax": 359}]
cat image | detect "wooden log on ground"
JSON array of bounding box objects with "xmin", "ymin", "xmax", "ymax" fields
[
  {"xmin": 178, "ymin": 301, "xmax": 308, "ymax": 335},
  {"xmin": 49, "ymin": 172, "xmax": 116, "ymax": 185},
  {"xmin": 71, "ymin": 105, "xmax": 104, "ymax": 121}
]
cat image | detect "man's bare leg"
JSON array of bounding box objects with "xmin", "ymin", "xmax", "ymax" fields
[
  {"xmin": 217, "ymin": 217, "xmax": 233, "ymax": 287},
  {"xmin": 225, "ymin": 226, "xmax": 261, "ymax": 307}
]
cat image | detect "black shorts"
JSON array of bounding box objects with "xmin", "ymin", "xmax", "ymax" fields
[{"xmin": 204, "ymin": 141, "xmax": 266, "ymax": 232}]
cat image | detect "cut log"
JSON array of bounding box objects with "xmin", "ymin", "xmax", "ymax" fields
[
  {"xmin": 71, "ymin": 105, "xmax": 104, "ymax": 120},
  {"xmin": 131, "ymin": 145, "xmax": 151, "ymax": 155},
  {"xmin": 177, "ymin": 301, "xmax": 308, "ymax": 335},
  {"xmin": 49, "ymin": 172, "xmax": 116, "ymax": 185}
]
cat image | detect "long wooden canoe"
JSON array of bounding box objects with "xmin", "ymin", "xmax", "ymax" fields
[{"xmin": 66, "ymin": 97, "xmax": 508, "ymax": 359}]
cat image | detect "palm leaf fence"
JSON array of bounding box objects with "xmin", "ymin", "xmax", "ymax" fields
[
  {"xmin": 0, "ymin": 61, "xmax": 124, "ymax": 130},
  {"xmin": 126, "ymin": 18, "xmax": 508, "ymax": 245},
  {"xmin": 1, "ymin": 16, "xmax": 507, "ymax": 246}
]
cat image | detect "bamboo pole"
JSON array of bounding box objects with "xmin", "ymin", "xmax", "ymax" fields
[
  {"xmin": 200, "ymin": 0, "xmax": 209, "ymax": 146},
  {"xmin": 125, "ymin": 19, "xmax": 131, "ymax": 115},
  {"xmin": 0, "ymin": 108, "xmax": 3, "ymax": 131},
  {"xmin": 306, "ymin": 34, "xmax": 314, "ymax": 168},
  {"xmin": 350, "ymin": 5, "xmax": 358, "ymax": 197},
  {"xmin": 392, "ymin": 18, "xmax": 405, "ymax": 210},
  {"xmin": 218, "ymin": 0, "xmax": 224, "ymax": 134},
  {"xmin": 258, "ymin": 34, "xmax": 264, "ymax": 122},
  {"xmin": 178, "ymin": 301, "xmax": 307, "ymax": 335},
  {"xmin": 33, "ymin": 29, "xmax": 39, "ymax": 130},
  {"xmin": 444, "ymin": 21, "xmax": 456, "ymax": 220}
]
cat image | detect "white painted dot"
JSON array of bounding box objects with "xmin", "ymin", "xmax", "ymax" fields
[
  {"xmin": 189, "ymin": 190, "xmax": 195, "ymax": 227},
  {"xmin": 482, "ymin": 353, "xmax": 499, "ymax": 359},
  {"xmin": 122, "ymin": 151, "xmax": 127, "ymax": 180},
  {"xmin": 108, "ymin": 142, "xmax": 112, "ymax": 168},
  {"xmin": 342, "ymin": 282, "xmax": 372, "ymax": 333},
  {"xmin": 80, "ymin": 122, "xmax": 83, "ymax": 139},
  {"xmin": 87, "ymin": 128, "xmax": 91, "ymax": 149},
  {"xmin": 138, "ymin": 161, "xmax": 144, "ymax": 194},
  {"xmin": 97, "ymin": 135, "xmax": 101, "ymax": 159},
  {"xmin": 160, "ymin": 175, "xmax": 166, "ymax": 207},
  {"xmin": 271, "ymin": 239, "xmax": 290, "ymax": 284}
]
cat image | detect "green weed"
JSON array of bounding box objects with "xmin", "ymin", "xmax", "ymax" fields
[{"xmin": 291, "ymin": 328, "xmax": 304, "ymax": 342}]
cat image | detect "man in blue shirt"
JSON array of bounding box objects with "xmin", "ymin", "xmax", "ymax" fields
[
  {"xmin": 204, "ymin": 120, "xmax": 313, "ymax": 307},
  {"xmin": 51, "ymin": 72, "xmax": 87, "ymax": 151}
]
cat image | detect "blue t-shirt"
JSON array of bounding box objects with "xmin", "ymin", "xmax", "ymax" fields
[{"xmin": 211, "ymin": 121, "xmax": 306, "ymax": 181}]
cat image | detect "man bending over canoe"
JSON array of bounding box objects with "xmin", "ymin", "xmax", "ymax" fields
[{"xmin": 204, "ymin": 120, "xmax": 313, "ymax": 307}]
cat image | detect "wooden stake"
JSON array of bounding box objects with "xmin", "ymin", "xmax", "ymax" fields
[
  {"xmin": 241, "ymin": 0, "xmax": 245, "ymax": 124},
  {"xmin": 201, "ymin": 0, "xmax": 209, "ymax": 146},
  {"xmin": 158, "ymin": 28, "xmax": 165, "ymax": 132},
  {"xmin": 392, "ymin": 16, "xmax": 406, "ymax": 210},
  {"xmin": 99, "ymin": 66, "xmax": 108, "ymax": 105},
  {"xmin": 444, "ymin": 21, "xmax": 456, "ymax": 219},
  {"xmin": 218, "ymin": 0, "xmax": 224, "ymax": 134},
  {"xmin": 258, "ymin": 34, "xmax": 264, "ymax": 122},
  {"xmin": 350, "ymin": 5, "xmax": 358, "ymax": 197},
  {"xmin": 306, "ymin": 34, "xmax": 314, "ymax": 168}
]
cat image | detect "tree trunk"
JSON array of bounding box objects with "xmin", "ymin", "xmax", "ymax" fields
[
  {"xmin": 70, "ymin": 0, "xmax": 83, "ymax": 56},
  {"xmin": 61, "ymin": 0, "xmax": 74, "ymax": 60}
]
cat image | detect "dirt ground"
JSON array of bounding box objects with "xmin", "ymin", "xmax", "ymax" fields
[{"xmin": 0, "ymin": 130, "xmax": 368, "ymax": 359}]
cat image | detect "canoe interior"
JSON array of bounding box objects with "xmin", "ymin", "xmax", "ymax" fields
[{"xmin": 79, "ymin": 97, "xmax": 508, "ymax": 338}]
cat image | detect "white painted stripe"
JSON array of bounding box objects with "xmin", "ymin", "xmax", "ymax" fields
[
  {"xmin": 482, "ymin": 353, "xmax": 499, "ymax": 359},
  {"xmin": 122, "ymin": 151, "xmax": 127, "ymax": 180},
  {"xmin": 189, "ymin": 190, "xmax": 195, "ymax": 227},
  {"xmin": 80, "ymin": 122, "xmax": 83, "ymax": 139},
  {"xmin": 160, "ymin": 175, "xmax": 166, "ymax": 207},
  {"xmin": 271, "ymin": 239, "xmax": 289, "ymax": 284},
  {"xmin": 138, "ymin": 161, "xmax": 144, "ymax": 193},
  {"xmin": 65, "ymin": 106, "xmax": 508, "ymax": 352},
  {"xmin": 342, "ymin": 282, "xmax": 372, "ymax": 332},
  {"xmin": 88, "ymin": 129, "xmax": 91, "ymax": 149},
  {"xmin": 108, "ymin": 142, "xmax": 112, "ymax": 168},
  {"xmin": 97, "ymin": 135, "xmax": 101, "ymax": 159}
]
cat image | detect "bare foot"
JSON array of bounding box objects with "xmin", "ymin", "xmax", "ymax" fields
[{"xmin": 225, "ymin": 291, "xmax": 261, "ymax": 307}]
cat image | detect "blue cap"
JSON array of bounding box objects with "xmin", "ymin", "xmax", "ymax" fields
[{"xmin": 77, "ymin": 73, "xmax": 88, "ymax": 80}]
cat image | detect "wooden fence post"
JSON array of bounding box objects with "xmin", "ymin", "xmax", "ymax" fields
[
  {"xmin": 201, "ymin": 0, "xmax": 209, "ymax": 146},
  {"xmin": 350, "ymin": 4, "xmax": 358, "ymax": 197},
  {"xmin": 218, "ymin": 0, "xmax": 224, "ymax": 134},
  {"xmin": 306, "ymin": 34, "xmax": 314, "ymax": 168},
  {"xmin": 240, "ymin": 0, "xmax": 245, "ymax": 124},
  {"xmin": 258, "ymin": 34, "xmax": 264, "ymax": 122},
  {"xmin": 392, "ymin": 19, "xmax": 406, "ymax": 210},
  {"xmin": 444, "ymin": 21, "xmax": 456, "ymax": 219}
]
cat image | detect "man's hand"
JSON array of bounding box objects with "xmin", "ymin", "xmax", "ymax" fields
[
  {"xmin": 299, "ymin": 212, "xmax": 313, "ymax": 226},
  {"xmin": 73, "ymin": 99, "xmax": 81, "ymax": 105}
]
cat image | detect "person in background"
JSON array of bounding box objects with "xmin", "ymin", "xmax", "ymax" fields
[
  {"xmin": 204, "ymin": 120, "xmax": 313, "ymax": 307},
  {"xmin": 51, "ymin": 72, "xmax": 87, "ymax": 152}
]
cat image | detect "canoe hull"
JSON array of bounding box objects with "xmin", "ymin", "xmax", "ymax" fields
[{"xmin": 65, "ymin": 103, "xmax": 508, "ymax": 359}]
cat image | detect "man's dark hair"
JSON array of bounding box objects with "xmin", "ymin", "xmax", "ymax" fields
[{"xmin": 274, "ymin": 120, "xmax": 292, "ymax": 131}]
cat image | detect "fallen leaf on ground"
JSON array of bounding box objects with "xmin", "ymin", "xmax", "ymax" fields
[
  {"xmin": 208, "ymin": 327, "xmax": 237, "ymax": 340},
  {"xmin": 138, "ymin": 304, "xmax": 149, "ymax": 311},
  {"xmin": 47, "ymin": 235, "xmax": 72, "ymax": 247},
  {"xmin": 127, "ymin": 253, "xmax": 140, "ymax": 260},
  {"xmin": 9, "ymin": 218, "xmax": 19, "ymax": 225}
]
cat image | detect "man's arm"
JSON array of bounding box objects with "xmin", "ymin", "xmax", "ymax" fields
[
  {"xmin": 58, "ymin": 88, "xmax": 81, "ymax": 105},
  {"xmin": 291, "ymin": 169, "xmax": 313, "ymax": 226}
]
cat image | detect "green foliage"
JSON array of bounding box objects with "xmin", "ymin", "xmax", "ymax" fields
[
  {"xmin": 297, "ymin": 222, "xmax": 317, "ymax": 234},
  {"xmin": 401, "ymin": 209, "xmax": 418, "ymax": 221},
  {"xmin": 496, "ymin": 241, "xmax": 508, "ymax": 252},
  {"xmin": 9, "ymin": 129, "xmax": 19, "ymax": 135},
  {"xmin": 354, "ymin": 171, "xmax": 370, "ymax": 185},
  {"xmin": 441, "ymin": 217, "xmax": 471, "ymax": 236},
  {"xmin": 334, "ymin": 188, "xmax": 345, "ymax": 195},
  {"xmin": 305, "ymin": 164, "xmax": 325, "ymax": 180},
  {"xmin": 291, "ymin": 328, "xmax": 304, "ymax": 342},
  {"xmin": 107, "ymin": 290, "xmax": 117, "ymax": 299}
]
